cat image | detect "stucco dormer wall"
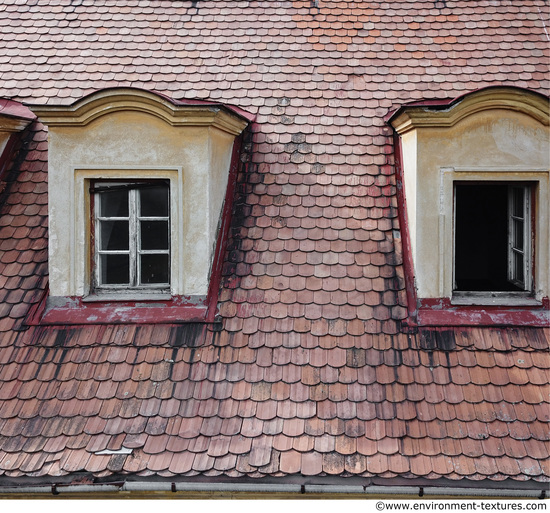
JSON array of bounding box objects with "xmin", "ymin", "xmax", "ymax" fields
[{"xmin": 31, "ymin": 88, "xmax": 250, "ymax": 300}]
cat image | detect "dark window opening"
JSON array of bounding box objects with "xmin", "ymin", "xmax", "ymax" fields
[{"xmin": 454, "ymin": 183, "xmax": 532, "ymax": 293}]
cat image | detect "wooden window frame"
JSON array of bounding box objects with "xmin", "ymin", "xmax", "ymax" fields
[
  {"xmin": 91, "ymin": 179, "xmax": 171, "ymax": 295},
  {"xmin": 508, "ymin": 184, "xmax": 532, "ymax": 290}
]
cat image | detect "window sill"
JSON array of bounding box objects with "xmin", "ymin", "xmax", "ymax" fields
[
  {"xmin": 33, "ymin": 294, "xmax": 212, "ymax": 325},
  {"xmin": 83, "ymin": 292, "xmax": 173, "ymax": 302},
  {"xmin": 451, "ymin": 292, "xmax": 541, "ymax": 307},
  {"xmin": 415, "ymin": 297, "xmax": 549, "ymax": 327}
]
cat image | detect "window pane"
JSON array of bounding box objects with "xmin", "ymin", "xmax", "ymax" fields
[
  {"xmin": 101, "ymin": 254, "xmax": 130, "ymax": 284},
  {"xmin": 514, "ymin": 253, "xmax": 524, "ymax": 283},
  {"xmin": 512, "ymin": 187, "xmax": 524, "ymax": 218},
  {"xmin": 141, "ymin": 254, "xmax": 169, "ymax": 284},
  {"xmin": 100, "ymin": 221, "xmax": 129, "ymax": 250},
  {"xmin": 100, "ymin": 189, "xmax": 129, "ymax": 217},
  {"xmin": 140, "ymin": 220, "xmax": 169, "ymax": 250},
  {"xmin": 513, "ymin": 218, "xmax": 524, "ymax": 250},
  {"xmin": 140, "ymin": 185, "xmax": 169, "ymax": 217}
]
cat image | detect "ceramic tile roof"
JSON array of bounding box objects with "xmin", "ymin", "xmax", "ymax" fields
[{"xmin": 0, "ymin": 0, "xmax": 548, "ymax": 492}]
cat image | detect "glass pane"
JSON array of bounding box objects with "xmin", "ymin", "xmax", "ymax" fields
[
  {"xmin": 512, "ymin": 187, "xmax": 524, "ymax": 218},
  {"xmin": 140, "ymin": 220, "xmax": 169, "ymax": 250},
  {"xmin": 514, "ymin": 253, "xmax": 524, "ymax": 283},
  {"xmin": 140, "ymin": 254, "xmax": 169, "ymax": 284},
  {"xmin": 513, "ymin": 219, "xmax": 524, "ymax": 250},
  {"xmin": 100, "ymin": 254, "xmax": 130, "ymax": 284},
  {"xmin": 140, "ymin": 185, "xmax": 169, "ymax": 217},
  {"xmin": 100, "ymin": 221, "xmax": 129, "ymax": 250},
  {"xmin": 100, "ymin": 189, "xmax": 129, "ymax": 217}
]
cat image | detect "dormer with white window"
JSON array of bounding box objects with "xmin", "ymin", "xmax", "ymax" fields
[
  {"xmin": 31, "ymin": 88, "xmax": 252, "ymax": 323},
  {"xmin": 389, "ymin": 87, "xmax": 549, "ymax": 326}
]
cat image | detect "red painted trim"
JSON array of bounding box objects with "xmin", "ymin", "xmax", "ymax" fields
[
  {"xmin": 205, "ymin": 130, "xmax": 246, "ymax": 322},
  {"xmin": 30, "ymin": 295, "xmax": 209, "ymax": 326},
  {"xmin": 0, "ymin": 101, "xmax": 36, "ymax": 185},
  {"xmin": 392, "ymin": 132, "xmax": 418, "ymax": 326},
  {"xmin": 418, "ymin": 297, "xmax": 549, "ymax": 327}
]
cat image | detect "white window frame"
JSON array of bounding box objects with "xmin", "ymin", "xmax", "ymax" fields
[
  {"xmin": 92, "ymin": 180, "xmax": 171, "ymax": 293},
  {"xmin": 508, "ymin": 184, "xmax": 531, "ymax": 290}
]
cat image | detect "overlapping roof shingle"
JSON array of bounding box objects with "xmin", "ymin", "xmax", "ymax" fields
[
  {"xmin": 0, "ymin": 317, "xmax": 548, "ymax": 481},
  {"xmin": 0, "ymin": 0, "xmax": 548, "ymax": 490}
]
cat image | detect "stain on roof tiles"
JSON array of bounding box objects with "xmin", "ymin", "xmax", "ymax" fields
[{"xmin": 0, "ymin": 326, "xmax": 547, "ymax": 482}]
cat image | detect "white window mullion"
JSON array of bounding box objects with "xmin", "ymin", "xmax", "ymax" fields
[
  {"xmin": 523, "ymin": 187, "xmax": 532, "ymax": 290},
  {"xmin": 452, "ymin": 184, "xmax": 457, "ymax": 292}
]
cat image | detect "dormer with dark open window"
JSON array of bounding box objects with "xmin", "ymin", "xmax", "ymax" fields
[{"xmin": 389, "ymin": 87, "xmax": 549, "ymax": 326}]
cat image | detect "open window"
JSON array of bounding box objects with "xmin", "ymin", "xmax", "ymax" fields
[
  {"xmin": 92, "ymin": 180, "xmax": 170, "ymax": 294},
  {"xmin": 453, "ymin": 182, "xmax": 533, "ymax": 297},
  {"xmin": 389, "ymin": 87, "xmax": 549, "ymax": 326}
]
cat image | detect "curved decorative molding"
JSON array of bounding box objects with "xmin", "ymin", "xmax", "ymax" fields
[
  {"xmin": 390, "ymin": 87, "xmax": 550, "ymax": 134},
  {"xmin": 30, "ymin": 88, "xmax": 249, "ymax": 135}
]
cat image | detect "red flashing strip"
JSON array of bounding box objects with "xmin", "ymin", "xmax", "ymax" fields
[
  {"xmin": 29, "ymin": 295, "xmax": 209, "ymax": 326},
  {"xmin": 0, "ymin": 98, "xmax": 36, "ymax": 122},
  {"xmin": 417, "ymin": 297, "xmax": 550, "ymax": 327},
  {"xmin": 391, "ymin": 132, "xmax": 418, "ymax": 324},
  {"xmin": 205, "ymin": 129, "xmax": 246, "ymax": 322}
]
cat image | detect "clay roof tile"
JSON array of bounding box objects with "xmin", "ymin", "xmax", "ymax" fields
[{"xmin": 0, "ymin": 0, "xmax": 547, "ymax": 486}]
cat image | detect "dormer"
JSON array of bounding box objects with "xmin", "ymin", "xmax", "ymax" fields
[
  {"xmin": 389, "ymin": 87, "xmax": 549, "ymax": 326},
  {"xmin": 30, "ymin": 88, "xmax": 252, "ymax": 323}
]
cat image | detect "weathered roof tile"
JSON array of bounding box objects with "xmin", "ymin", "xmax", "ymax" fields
[{"xmin": 0, "ymin": 0, "xmax": 547, "ymax": 491}]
